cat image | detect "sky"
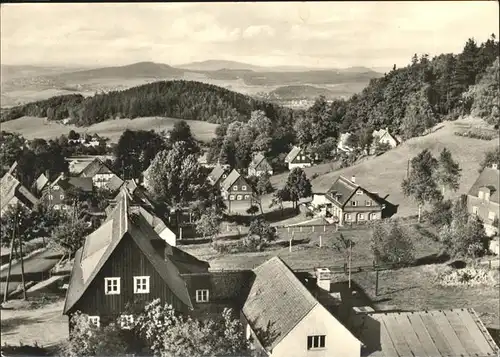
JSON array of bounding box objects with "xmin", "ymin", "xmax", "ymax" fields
[{"xmin": 1, "ymin": 1, "xmax": 498, "ymax": 69}]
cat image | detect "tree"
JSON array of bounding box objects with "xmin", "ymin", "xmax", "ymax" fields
[
  {"xmin": 0, "ymin": 131, "xmax": 25, "ymax": 175},
  {"xmin": 168, "ymin": 120, "xmax": 199, "ymax": 155},
  {"xmin": 402, "ymin": 149, "xmax": 443, "ymax": 222},
  {"xmin": 68, "ymin": 130, "xmax": 80, "ymax": 140},
  {"xmin": 423, "ymin": 199, "xmax": 453, "ymax": 228},
  {"xmin": 245, "ymin": 217, "xmax": 276, "ymax": 250},
  {"xmin": 0, "ymin": 203, "xmax": 35, "ymax": 247},
  {"xmin": 479, "ymin": 147, "xmax": 500, "ymax": 172},
  {"xmin": 465, "ymin": 58, "xmax": 499, "ymax": 125},
  {"xmin": 114, "ymin": 129, "xmax": 167, "ymax": 180},
  {"xmin": 401, "ymin": 88, "xmax": 436, "ymax": 139},
  {"xmin": 269, "ymin": 187, "xmax": 290, "ymax": 214},
  {"xmin": 371, "ymin": 221, "xmax": 415, "ymax": 267},
  {"xmin": 195, "ymin": 208, "xmax": 222, "ymax": 241},
  {"xmin": 282, "ymin": 168, "xmax": 312, "ymax": 209},
  {"xmin": 435, "ymin": 148, "xmax": 461, "ymax": 195},
  {"xmin": 439, "ymin": 209, "xmax": 487, "ymax": 258},
  {"xmin": 331, "ymin": 233, "xmax": 356, "ymax": 286},
  {"xmin": 50, "ymin": 217, "xmax": 92, "ymax": 260},
  {"xmin": 145, "ymin": 141, "xmax": 206, "ymax": 225},
  {"xmin": 373, "ymin": 141, "xmax": 392, "ymax": 156}
]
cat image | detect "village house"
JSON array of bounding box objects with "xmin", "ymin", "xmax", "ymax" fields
[
  {"xmin": 284, "ymin": 146, "xmax": 318, "ymax": 170},
  {"xmin": 66, "ymin": 155, "xmax": 115, "ymax": 175},
  {"xmin": 42, "ymin": 173, "xmax": 93, "ymax": 210},
  {"xmin": 197, "ymin": 151, "xmax": 216, "ymax": 169},
  {"xmin": 0, "ymin": 163, "xmax": 39, "ymax": 217},
  {"xmin": 467, "ymin": 163, "xmax": 499, "ymax": 236},
  {"xmin": 311, "ymin": 175, "xmax": 385, "ymax": 225},
  {"xmin": 371, "ymin": 127, "xmax": 400, "ymax": 149},
  {"xmin": 220, "ymin": 169, "xmax": 254, "ymax": 209},
  {"xmin": 337, "ymin": 133, "xmax": 355, "ymax": 153},
  {"xmin": 31, "ymin": 172, "xmax": 50, "ymax": 196},
  {"xmin": 63, "ymin": 197, "xmax": 499, "ymax": 357},
  {"xmin": 248, "ymin": 152, "xmax": 274, "ymax": 177},
  {"xmin": 207, "ymin": 163, "xmax": 230, "ymax": 188},
  {"xmin": 77, "ymin": 157, "xmax": 124, "ymax": 190}
]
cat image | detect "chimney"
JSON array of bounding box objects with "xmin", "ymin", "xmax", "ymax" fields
[
  {"xmin": 351, "ymin": 175, "xmax": 356, "ymax": 183},
  {"xmin": 316, "ymin": 268, "xmax": 332, "ymax": 292}
]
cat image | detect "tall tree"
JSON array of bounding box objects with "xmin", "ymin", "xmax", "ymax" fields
[
  {"xmin": 479, "ymin": 147, "xmax": 500, "ymax": 172},
  {"xmin": 371, "ymin": 220, "xmax": 415, "ymax": 267},
  {"xmin": 401, "ymin": 149, "xmax": 443, "ymax": 221},
  {"xmin": 168, "ymin": 120, "xmax": 199, "ymax": 155},
  {"xmin": 195, "ymin": 208, "xmax": 222, "ymax": 241},
  {"xmin": 282, "ymin": 168, "xmax": 312, "ymax": 209},
  {"xmin": 435, "ymin": 148, "xmax": 461, "ymax": 195},
  {"xmin": 50, "ymin": 217, "xmax": 92, "ymax": 260}
]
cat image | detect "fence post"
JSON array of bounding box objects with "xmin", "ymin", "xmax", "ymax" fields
[
  {"xmin": 324, "ymin": 225, "xmax": 326, "ymax": 232},
  {"xmin": 300, "ymin": 226, "xmax": 303, "ymax": 232},
  {"xmin": 319, "ymin": 235, "xmax": 322, "ymax": 248},
  {"xmin": 288, "ymin": 227, "xmax": 290, "ymax": 233},
  {"xmin": 312, "ymin": 226, "xmax": 315, "ymax": 232}
]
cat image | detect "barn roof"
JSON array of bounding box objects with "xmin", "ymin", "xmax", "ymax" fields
[
  {"xmin": 64, "ymin": 189, "xmax": 208, "ymax": 314},
  {"xmin": 221, "ymin": 169, "xmax": 242, "ymax": 191},
  {"xmin": 356, "ymin": 309, "xmax": 500, "ymax": 356},
  {"xmin": 468, "ymin": 167, "xmax": 499, "ymax": 203},
  {"xmin": 79, "ymin": 158, "xmax": 114, "ymax": 178},
  {"xmin": 208, "ymin": 163, "xmax": 228, "ymax": 186},
  {"xmin": 249, "ymin": 153, "xmax": 267, "ymax": 170},
  {"xmin": 284, "ymin": 146, "xmax": 302, "ymax": 163}
]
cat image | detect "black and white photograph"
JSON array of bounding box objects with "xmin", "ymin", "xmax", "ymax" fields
[{"xmin": 0, "ymin": 1, "xmax": 499, "ymax": 356}]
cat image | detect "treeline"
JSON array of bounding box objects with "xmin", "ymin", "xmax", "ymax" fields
[
  {"xmin": 1, "ymin": 80, "xmax": 296, "ymax": 129},
  {"xmin": 0, "ymin": 94, "xmax": 85, "ymax": 123}
]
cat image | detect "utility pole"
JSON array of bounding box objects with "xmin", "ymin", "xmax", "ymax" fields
[
  {"xmin": 348, "ymin": 240, "xmax": 352, "ymax": 289},
  {"xmin": 375, "ymin": 260, "xmax": 380, "ymax": 296},
  {"xmin": 18, "ymin": 212, "xmax": 27, "ymax": 300},
  {"xmin": 3, "ymin": 214, "xmax": 17, "ymax": 303}
]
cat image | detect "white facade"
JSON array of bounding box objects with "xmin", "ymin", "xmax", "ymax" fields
[
  {"xmin": 288, "ymin": 162, "xmax": 312, "ymax": 170},
  {"xmin": 311, "ymin": 194, "xmax": 330, "ymax": 207},
  {"xmin": 92, "ymin": 173, "xmax": 116, "ymax": 188},
  {"xmin": 270, "ymin": 304, "xmax": 361, "ymax": 357},
  {"xmin": 248, "ymin": 168, "xmax": 274, "ymax": 177}
]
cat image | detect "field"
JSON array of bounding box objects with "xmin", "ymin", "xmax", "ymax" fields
[
  {"xmin": 0, "ymin": 116, "xmax": 218, "ymax": 143},
  {"xmin": 311, "ymin": 118, "xmax": 498, "ymax": 217}
]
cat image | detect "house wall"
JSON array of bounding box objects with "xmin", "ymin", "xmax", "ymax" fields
[
  {"xmin": 379, "ymin": 133, "xmax": 398, "ymax": 148},
  {"xmin": 159, "ymin": 227, "xmax": 177, "ymax": 247},
  {"xmin": 288, "ymin": 162, "xmax": 312, "ymax": 170},
  {"xmin": 226, "ymin": 176, "xmax": 253, "ymax": 201},
  {"xmin": 271, "ymin": 304, "xmax": 360, "ymax": 357},
  {"xmin": 71, "ymin": 233, "xmax": 187, "ymax": 319},
  {"xmin": 92, "ymin": 173, "xmax": 117, "ymax": 188},
  {"xmin": 327, "ymin": 188, "xmax": 383, "ymax": 225},
  {"xmin": 311, "ymin": 194, "xmax": 330, "ymax": 207},
  {"xmin": 467, "ymin": 194, "xmax": 499, "ymax": 237}
]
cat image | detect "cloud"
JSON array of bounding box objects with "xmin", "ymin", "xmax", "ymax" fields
[{"xmin": 242, "ymin": 25, "xmax": 276, "ymax": 39}]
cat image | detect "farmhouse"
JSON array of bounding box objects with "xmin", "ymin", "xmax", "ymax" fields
[
  {"xmin": 220, "ymin": 169, "xmax": 254, "ymax": 203},
  {"xmin": 0, "ymin": 163, "xmax": 39, "ymax": 217},
  {"xmin": 66, "ymin": 155, "xmax": 114, "ymax": 175},
  {"xmin": 284, "ymin": 146, "xmax": 317, "ymax": 170},
  {"xmin": 207, "ymin": 163, "xmax": 230, "ymax": 187},
  {"xmin": 337, "ymin": 133, "xmax": 355, "ymax": 153},
  {"xmin": 248, "ymin": 152, "xmax": 274, "ymax": 176},
  {"xmin": 312, "ymin": 175, "xmax": 385, "ymax": 225},
  {"xmin": 467, "ymin": 163, "xmax": 499, "ymax": 236},
  {"xmin": 371, "ymin": 127, "xmax": 400, "ymax": 149},
  {"xmin": 42, "ymin": 173, "xmax": 93, "ymax": 210},
  {"xmin": 78, "ymin": 157, "xmax": 124, "ymax": 190}
]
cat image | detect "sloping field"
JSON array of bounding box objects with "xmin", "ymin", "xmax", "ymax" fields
[
  {"xmin": 0, "ymin": 116, "xmax": 218, "ymax": 143},
  {"xmin": 312, "ymin": 118, "xmax": 498, "ymax": 217}
]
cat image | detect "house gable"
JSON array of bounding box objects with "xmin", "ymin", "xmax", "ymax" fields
[{"xmin": 291, "ymin": 149, "xmax": 312, "ymax": 164}]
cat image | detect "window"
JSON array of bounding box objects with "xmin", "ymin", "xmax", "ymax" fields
[
  {"xmin": 233, "ymin": 185, "xmax": 238, "ymax": 191},
  {"xmin": 53, "ymin": 185, "xmax": 60, "ymax": 190},
  {"xmin": 244, "ymin": 195, "xmax": 250, "ymax": 199},
  {"xmin": 48, "ymin": 194, "xmax": 54, "ymax": 200},
  {"xmin": 356, "ymin": 190, "xmax": 363, "ymax": 195},
  {"xmin": 222, "ymin": 174, "xmax": 227, "ymax": 178},
  {"xmin": 478, "ymin": 191, "xmax": 484, "ymax": 199},
  {"xmin": 88, "ymin": 316, "xmax": 100, "ymax": 328},
  {"xmin": 133, "ymin": 276, "xmax": 150, "ymax": 294},
  {"xmin": 229, "ymin": 195, "xmax": 235, "ymax": 200},
  {"xmin": 485, "ymin": 192, "xmax": 490, "ymax": 201},
  {"xmin": 345, "ymin": 213, "xmax": 351, "ymax": 221},
  {"xmin": 472, "ymin": 206, "xmax": 479, "ymax": 215},
  {"xmin": 237, "ymin": 195, "xmax": 242, "ymax": 200},
  {"xmin": 489, "ymin": 211, "xmax": 496, "ymax": 221},
  {"xmin": 370, "ymin": 213, "xmax": 377, "ymax": 220},
  {"xmin": 351, "ymin": 201, "xmax": 357, "ymax": 206},
  {"xmin": 119, "ymin": 315, "xmax": 134, "ymax": 329},
  {"xmin": 53, "ymin": 204, "xmax": 60, "ymax": 210},
  {"xmin": 366, "ymin": 200, "xmax": 371, "ymax": 206},
  {"xmin": 242, "ymin": 185, "xmax": 247, "ymax": 191},
  {"xmin": 196, "ymin": 289, "xmax": 209, "ymax": 302},
  {"xmin": 60, "ymin": 194, "xmax": 65, "ymax": 200},
  {"xmin": 307, "ymin": 335, "xmax": 326, "ymax": 350},
  {"xmin": 358, "ymin": 214, "xmax": 365, "ymax": 220},
  {"xmin": 104, "ymin": 277, "xmax": 120, "ymax": 295}
]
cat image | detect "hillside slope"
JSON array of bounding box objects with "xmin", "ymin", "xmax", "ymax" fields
[
  {"xmin": 312, "ymin": 118, "xmax": 497, "ymax": 217},
  {"xmin": 0, "ymin": 116, "xmax": 218, "ymax": 143}
]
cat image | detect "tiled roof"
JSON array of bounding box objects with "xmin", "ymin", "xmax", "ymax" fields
[
  {"xmin": 284, "ymin": 146, "xmax": 302, "ymax": 163},
  {"xmin": 242, "ymin": 257, "xmax": 318, "ymax": 350},
  {"xmin": 57, "ymin": 177, "xmax": 94, "ymax": 192},
  {"xmin": 249, "ymin": 153, "xmax": 266, "ymax": 170},
  {"xmin": 221, "ymin": 169, "xmax": 241, "ymax": 191},
  {"xmin": 33, "ymin": 173, "xmax": 49, "ymax": 193},
  {"xmin": 468, "ymin": 167, "xmax": 499, "ymax": 203},
  {"xmin": 208, "ymin": 164, "xmax": 227, "ymax": 186},
  {"xmin": 104, "ymin": 174, "xmax": 125, "ymax": 192},
  {"xmin": 325, "ymin": 176, "xmax": 359, "ymax": 207},
  {"xmin": 0, "ymin": 173, "xmax": 20, "ymax": 212},
  {"xmin": 64, "ymin": 190, "xmax": 208, "ymax": 314},
  {"xmin": 79, "ymin": 158, "xmax": 114, "ymax": 177},
  {"xmin": 355, "ymin": 309, "xmax": 500, "ymax": 357}
]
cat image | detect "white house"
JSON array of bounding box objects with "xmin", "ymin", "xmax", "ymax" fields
[
  {"xmin": 372, "ymin": 128, "xmax": 400, "ymax": 149},
  {"xmin": 337, "ymin": 133, "xmax": 354, "ymax": 153},
  {"xmin": 284, "ymin": 146, "xmax": 317, "ymax": 170}
]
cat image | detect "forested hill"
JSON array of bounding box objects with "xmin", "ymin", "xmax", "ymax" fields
[{"xmin": 0, "ymin": 80, "xmax": 297, "ymax": 129}]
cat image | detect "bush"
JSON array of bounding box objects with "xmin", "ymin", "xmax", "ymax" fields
[
  {"xmin": 436, "ymin": 266, "xmax": 497, "ymax": 287},
  {"xmin": 305, "ymin": 211, "xmax": 314, "ymax": 218},
  {"xmin": 454, "ymin": 129, "xmax": 498, "ymax": 141}
]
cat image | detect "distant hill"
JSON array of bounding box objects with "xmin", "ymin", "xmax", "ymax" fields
[
  {"xmin": 178, "ymin": 60, "xmax": 265, "ymax": 72},
  {"xmin": 1, "ymin": 64, "xmax": 89, "ymax": 82},
  {"xmin": 51, "ymin": 61, "xmax": 185, "ymax": 81},
  {"xmin": 270, "ymin": 85, "xmax": 335, "ymax": 100}
]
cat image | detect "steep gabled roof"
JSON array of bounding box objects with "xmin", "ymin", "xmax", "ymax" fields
[
  {"xmin": 242, "ymin": 257, "xmax": 318, "ymax": 350},
  {"xmin": 284, "ymin": 146, "xmax": 302, "ymax": 163},
  {"xmin": 33, "ymin": 173, "xmax": 49, "ymax": 193},
  {"xmin": 249, "ymin": 153, "xmax": 267, "ymax": 170},
  {"xmin": 356, "ymin": 309, "xmax": 499, "ymax": 357},
  {"xmin": 64, "ymin": 191, "xmax": 206, "ymax": 314},
  {"xmin": 51, "ymin": 175, "xmax": 94, "ymax": 192},
  {"xmin": 104, "ymin": 174, "xmax": 125, "ymax": 192},
  {"xmin": 79, "ymin": 158, "xmax": 114, "ymax": 178},
  {"xmin": 468, "ymin": 167, "xmax": 499, "ymax": 203},
  {"xmin": 1, "ymin": 171, "xmax": 38, "ymax": 212},
  {"xmin": 325, "ymin": 176, "xmax": 359, "ymax": 207},
  {"xmin": 221, "ymin": 169, "xmax": 242, "ymax": 191},
  {"xmin": 208, "ymin": 164, "xmax": 227, "ymax": 186}
]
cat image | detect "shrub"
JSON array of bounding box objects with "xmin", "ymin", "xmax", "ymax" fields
[
  {"xmin": 305, "ymin": 211, "xmax": 314, "ymax": 218},
  {"xmin": 454, "ymin": 129, "xmax": 498, "ymax": 141}
]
